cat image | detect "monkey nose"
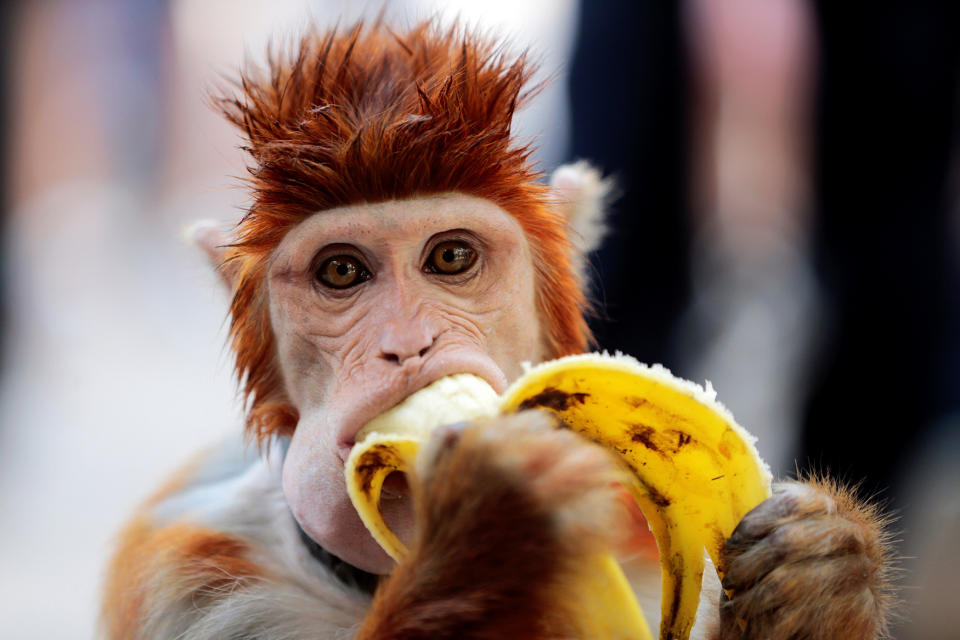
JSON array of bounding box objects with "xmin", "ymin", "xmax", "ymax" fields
[
  {"xmin": 379, "ymin": 343, "xmax": 432, "ymax": 365},
  {"xmin": 378, "ymin": 324, "xmax": 437, "ymax": 365}
]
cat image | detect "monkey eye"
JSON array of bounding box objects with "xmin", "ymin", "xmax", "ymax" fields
[
  {"xmin": 425, "ymin": 240, "xmax": 476, "ymax": 275},
  {"xmin": 316, "ymin": 255, "xmax": 370, "ymax": 289}
]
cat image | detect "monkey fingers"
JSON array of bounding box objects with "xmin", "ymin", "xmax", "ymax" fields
[
  {"xmin": 358, "ymin": 413, "xmax": 633, "ymax": 639},
  {"xmin": 717, "ymin": 479, "xmax": 895, "ymax": 640}
]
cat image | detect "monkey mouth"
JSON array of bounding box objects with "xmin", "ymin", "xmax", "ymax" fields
[
  {"xmin": 335, "ymin": 362, "xmax": 508, "ymax": 463},
  {"xmin": 337, "ymin": 419, "xmax": 470, "ymax": 465}
]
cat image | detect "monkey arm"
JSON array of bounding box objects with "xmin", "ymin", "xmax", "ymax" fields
[
  {"xmin": 712, "ymin": 478, "xmax": 895, "ymax": 640},
  {"xmin": 356, "ymin": 413, "xmax": 663, "ymax": 640}
]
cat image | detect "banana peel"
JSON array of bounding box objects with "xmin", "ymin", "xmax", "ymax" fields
[
  {"xmin": 347, "ymin": 374, "xmax": 500, "ymax": 561},
  {"xmin": 345, "ymin": 353, "xmax": 772, "ymax": 640}
]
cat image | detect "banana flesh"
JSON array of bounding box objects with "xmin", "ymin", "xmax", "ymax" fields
[{"xmin": 345, "ymin": 353, "xmax": 772, "ymax": 640}]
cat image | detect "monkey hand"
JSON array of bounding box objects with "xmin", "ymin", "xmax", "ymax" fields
[
  {"xmin": 715, "ymin": 479, "xmax": 894, "ymax": 640},
  {"xmin": 357, "ymin": 412, "xmax": 630, "ymax": 640}
]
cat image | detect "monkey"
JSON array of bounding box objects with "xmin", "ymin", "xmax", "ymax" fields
[{"xmin": 100, "ymin": 18, "xmax": 893, "ymax": 639}]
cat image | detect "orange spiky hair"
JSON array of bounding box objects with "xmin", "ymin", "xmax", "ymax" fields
[{"xmin": 215, "ymin": 18, "xmax": 591, "ymax": 442}]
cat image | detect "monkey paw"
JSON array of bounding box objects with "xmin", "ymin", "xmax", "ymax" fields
[
  {"xmin": 362, "ymin": 413, "xmax": 631, "ymax": 639},
  {"xmin": 416, "ymin": 412, "xmax": 631, "ymax": 558},
  {"xmin": 716, "ymin": 479, "xmax": 895, "ymax": 640}
]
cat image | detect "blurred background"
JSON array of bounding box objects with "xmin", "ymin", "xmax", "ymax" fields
[{"xmin": 0, "ymin": 1, "xmax": 956, "ymax": 638}]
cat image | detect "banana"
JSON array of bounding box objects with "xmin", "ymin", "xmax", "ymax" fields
[
  {"xmin": 346, "ymin": 374, "xmax": 500, "ymax": 561},
  {"xmin": 345, "ymin": 374, "xmax": 653, "ymax": 640},
  {"xmin": 345, "ymin": 353, "xmax": 772, "ymax": 640}
]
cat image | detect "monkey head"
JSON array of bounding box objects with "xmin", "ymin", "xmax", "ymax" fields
[{"xmin": 215, "ymin": 20, "xmax": 593, "ymax": 574}]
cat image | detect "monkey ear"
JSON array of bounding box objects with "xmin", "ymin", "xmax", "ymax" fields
[
  {"xmin": 549, "ymin": 161, "xmax": 614, "ymax": 259},
  {"xmin": 183, "ymin": 219, "xmax": 239, "ymax": 292}
]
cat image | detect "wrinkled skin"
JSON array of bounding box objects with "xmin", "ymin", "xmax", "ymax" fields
[{"xmin": 270, "ymin": 193, "xmax": 544, "ymax": 574}]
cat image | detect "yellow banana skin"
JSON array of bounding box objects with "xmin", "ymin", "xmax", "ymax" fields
[
  {"xmin": 500, "ymin": 354, "xmax": 772, "ymax": 639},
  {"xmin": 346, "ymin": 374, "xmax": 501, "ymax": 561},
  {"xmin": 346, "ymin": 433, "xmax": 420, "ymax": 562},
  {"xmin": 345, "ymin": 353, "xmax": 772, "ymax": 640}
]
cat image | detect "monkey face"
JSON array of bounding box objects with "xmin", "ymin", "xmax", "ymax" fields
[{"xmin": 269, "ymin": 193, "xmax": 544, "ymax": 574}]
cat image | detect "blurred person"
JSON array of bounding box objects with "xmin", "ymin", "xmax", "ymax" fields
[
  {"xmin": 680, "ymin": 0, "xmax": 819, "ymax": 478},
  {"xmin": 567, "ymin": 0, "xmax": 692, "ymax": 374}
]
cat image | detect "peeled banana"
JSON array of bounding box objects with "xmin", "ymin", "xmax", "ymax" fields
[{"xmin": 345, "ymin": 353, "xmax": 772, "ymax": 640}]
